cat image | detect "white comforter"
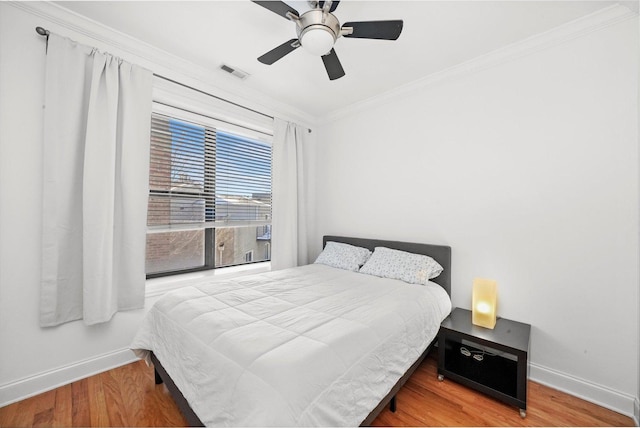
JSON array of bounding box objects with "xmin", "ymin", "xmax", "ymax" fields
[{"xmin": 131, "ymin": 264, "xmax": 451, "ymax": 427}]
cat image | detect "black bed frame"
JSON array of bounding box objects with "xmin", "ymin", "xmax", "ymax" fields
[{"xmin": 151, "ymin": 235, "xmax": 452, "ymax": 426}]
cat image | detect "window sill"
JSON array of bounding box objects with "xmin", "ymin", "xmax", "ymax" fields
[{"xmin": 145, "ymin": 262, "xmax": 272, "ymax": 298}]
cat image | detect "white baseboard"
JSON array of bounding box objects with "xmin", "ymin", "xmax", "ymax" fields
[
  {"xmin": 0, "ymin": 348, "xmax": 138, "ymax": 407},
  {"xmin": 530, "ymin": 362, "xmax": 636, "ymax": 419},
  {"xmin": 633, "ymin": 397, "xmax": 639, "ymax": 426}
]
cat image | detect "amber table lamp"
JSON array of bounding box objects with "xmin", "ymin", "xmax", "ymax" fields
[{"xmin": 472, "ymin": 278, "xmax": 497, "ymax": 329}]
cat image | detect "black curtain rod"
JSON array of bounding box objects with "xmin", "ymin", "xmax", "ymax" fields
[
  {"xmin": 35, "ymin": 26, "xmax": 312, "ymax": 133},
  {"xmin": 154, "ymin": 74, "xmax": 273, "ymax": 121},
  {"xmin": 154, "ymin": 100, "xmax": 274, "ymax": 137}
]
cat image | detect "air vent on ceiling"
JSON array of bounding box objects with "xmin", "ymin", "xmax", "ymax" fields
[{"xmin": 220, "ymin": 64, "xmax": 249, "ymax": 80}]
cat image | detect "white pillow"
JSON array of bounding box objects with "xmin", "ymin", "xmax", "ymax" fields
[
  {"xmin": 314, "ymin": 241, "xmax": 372, "ymax": 272},
  {"xmin": 359, "ymin": 246, "xmax": 443, "ymax": 285}
]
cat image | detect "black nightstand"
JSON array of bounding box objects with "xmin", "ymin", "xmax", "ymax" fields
[{"xmin": 437, "ymin": 307, "xmax": 531, "ymax": 417}]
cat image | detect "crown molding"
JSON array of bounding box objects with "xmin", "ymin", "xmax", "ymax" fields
[
  {"xmin": 321, "ymin": 3, "xmax": 638, "ymax": 125},
  {"xmin": 9, "ymin": 1, "xmax": 317, "ymax": 129},
  {"xmin": 9, "ymin": 1, "xmax": 637, "ymax": 131}
]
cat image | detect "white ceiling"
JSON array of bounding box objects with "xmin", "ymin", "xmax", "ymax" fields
[{"xmin": 56, "ymin": 1, "xmax": 625, "ymax": 118}]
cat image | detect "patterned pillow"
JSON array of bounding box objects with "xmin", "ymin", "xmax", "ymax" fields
[
  {"xmin": 314, "ymin": 241, "xmax": 372, "ymax": 272},
  {"xmin": 359, "ymin": 247, "xmax": 443, "ymax": 285}
]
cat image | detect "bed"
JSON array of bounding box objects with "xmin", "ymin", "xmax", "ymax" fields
[{"xmin": 131, "ymin": 235, "xmax": 452, "ymax": 426}]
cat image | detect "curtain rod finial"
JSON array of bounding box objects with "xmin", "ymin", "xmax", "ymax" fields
[{"xmin": 36, "ymin": 27, "xmax": 50, "ymax": 37}]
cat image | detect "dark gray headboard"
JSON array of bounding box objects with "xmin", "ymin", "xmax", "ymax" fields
[{"xmin": 323, "ymin": 235, "xmax": 451, "ymax": 297}]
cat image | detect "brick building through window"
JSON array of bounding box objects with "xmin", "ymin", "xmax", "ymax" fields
[{"xmin": 146, "ymin": 114, "xmax": 271, "ymax": 277}]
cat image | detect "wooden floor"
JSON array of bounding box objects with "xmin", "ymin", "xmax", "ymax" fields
[{"xmin": 0, "ymin": 351, "xmax": 633, "ymax": 427}]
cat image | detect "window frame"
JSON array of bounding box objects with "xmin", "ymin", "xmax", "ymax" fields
[
  {"xmin": 145, "ymin": 103, "xmax": 273, "ymax": 279},
  {"xmin": 146, "ymin": 229, "xmax": 215, "ymax": 279}
]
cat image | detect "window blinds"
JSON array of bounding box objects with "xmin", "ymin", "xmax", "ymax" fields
[{"xmin": 148, "ymin": 113, "xmax": 272, "ymax": 232}]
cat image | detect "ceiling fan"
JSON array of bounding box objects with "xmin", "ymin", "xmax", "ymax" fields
[{"xmin": 252, "ymin": 0, "xmax": 403, "ymax": 80}]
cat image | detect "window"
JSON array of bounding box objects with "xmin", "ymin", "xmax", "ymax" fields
[{"xmin": 146, "ymin": 112, "xmax": 272, "ymax": 277}]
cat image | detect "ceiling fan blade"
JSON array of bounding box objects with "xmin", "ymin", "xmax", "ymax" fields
[
  {"xmin": 258, "ymin": 39, "xmax": 300, "ymax": 65},
  {"xmin": 319, "ymin": 0, "xmax": 340, "ymax": 12},
  {"xmin": 321, "ymin": 49, "xmax": 345, "ymax": 80},
  {"xmin": 342, "ymin": 20, "xmax": 404, "ymax": 40},
  {"xmin": 251, "ymin": 1, "xmax": 299, "ymax": 20}
]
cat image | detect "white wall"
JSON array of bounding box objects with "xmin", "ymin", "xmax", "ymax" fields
[
  {"xmin": 637, "ymin": 12, "xmax": 640, "ymax": 426},
  {"xmin": 0, "ymin": 2, "xmax": 314, "ymax": 405},
  {"xmin": 316, "ymin": 16, "xmax": 639, "ymax": 416}
]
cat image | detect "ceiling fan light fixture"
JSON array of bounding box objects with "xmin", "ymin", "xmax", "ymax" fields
[
  {"xmin": 252, "ymin": 1, "xmax": 404, "ymax": 80},
  {"xmin": 295, "ymin": 9, "xmax": 340, "ymax": 56},
  {"xmin": 300, "ymin": 25, "xmax": 335, "ymax": 56}
]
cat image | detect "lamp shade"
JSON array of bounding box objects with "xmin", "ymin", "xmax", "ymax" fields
[
  {"xmin": 300, "ymin": 26, "xmax": 335, "ymax": 56},
  {"xmin": 472, "ymin": 278, "xmax": 497, "ymax": 329}
]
